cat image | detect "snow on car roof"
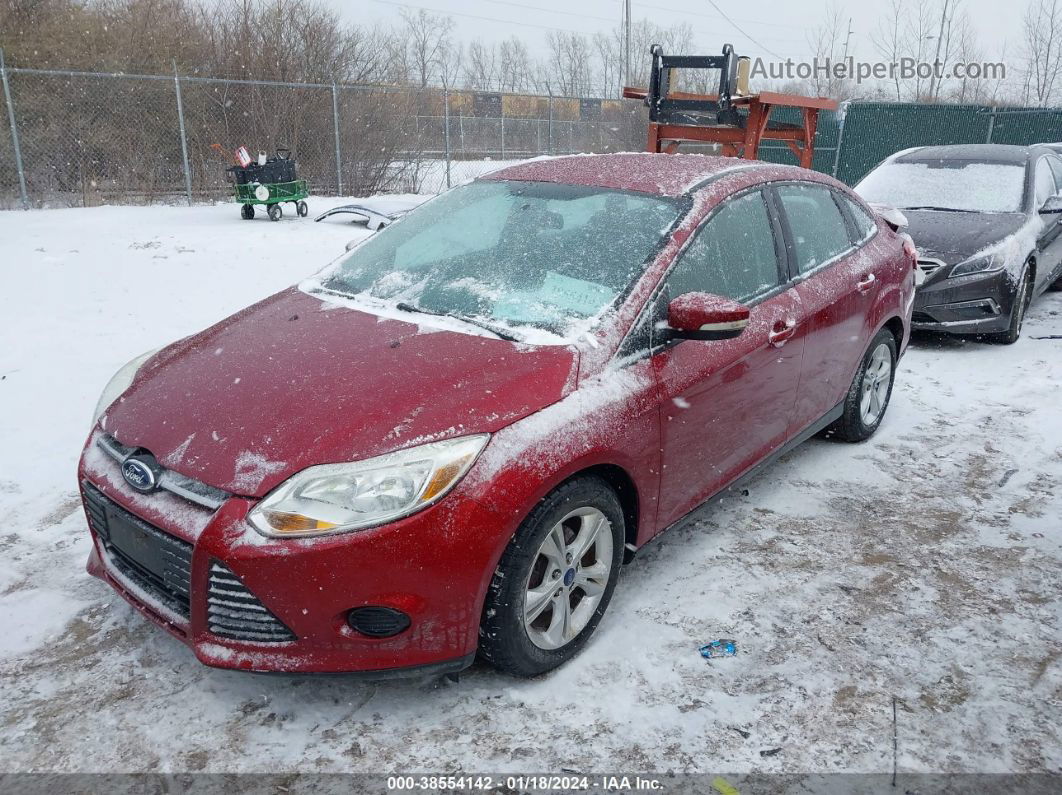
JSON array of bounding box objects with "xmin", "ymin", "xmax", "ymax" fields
[
  {"xmin": 894, "ymin": 143, "xmax": 1035, "ymax": 164},
  {"xmin": 481, "ymin": 152, "xmax": 779, "ymax": 197}
]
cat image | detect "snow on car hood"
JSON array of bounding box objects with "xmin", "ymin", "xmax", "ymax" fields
[
  {"xmin": 99, "ymin": 287, "xmax": 579, "ymax": 497},
  {"xmin": 903, "ymin": 209, "xmax": 1029, "ymax": 261}
]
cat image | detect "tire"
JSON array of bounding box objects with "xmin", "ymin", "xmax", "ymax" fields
[
  {"xmin": 268, "ymin": 204, "xmax": 282, "ymax": 222},
  {"xmin": 1049, "ymin": 272, "xmax": 1062, "ymax": 291},
  {"xmin": 479, "ymin": 476, "xmax": 624, "ymax": 677},
  {"xmin": 296, "ymin": 200, "xmax": 308, "ymax": 217},
  {"xmin": 240, "ymin": 204, "xmax": 254, "ymax": 220},
  {"xmin": 991, "ymin": 267, "xmax": 1031, "ymax": 345},
  {"xmin": 832, "ymin": 328, "xmax": 898, "ymax": 442}
]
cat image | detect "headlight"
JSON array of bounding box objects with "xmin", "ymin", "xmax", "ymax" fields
[
  {"xmin": 247, "ymin": 434, "xmax": 490, "ymax": 538},
  {"xmin": 91, "ymin": 348, "xmax": 160, "ymax": 428},
  {"xmin": 950, "ymin": 250, "xmax": 1007, "ymax": 278}
]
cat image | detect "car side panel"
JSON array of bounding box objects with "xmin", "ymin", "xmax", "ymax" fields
[
  {"xmin": 790, "ymin": 250, "xmax": 876, "ymax": 431},
  {"xmin": 650, "ymin": 288, "xmax": 805, "ymax": 529},
  {"xmin": 459, "ymin": 357, "xmax": 665, "ymax": 548}
]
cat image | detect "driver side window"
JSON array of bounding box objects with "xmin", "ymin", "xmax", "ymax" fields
[
  {"xmin": 665, "ymin": 190, "xmax": 783, "ymax": 303},
  {"xmin": 1048, "ymin": 155, "xmax": 1062, "ymax": 191},
  {"xmin": 1034, "ymin": 159, "xmax": 1058, "ymax": 208}
]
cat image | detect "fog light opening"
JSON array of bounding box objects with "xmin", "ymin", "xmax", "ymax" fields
[{"xmin": 347, "ymin": 606, "xmax": 411, "ymax": 638}]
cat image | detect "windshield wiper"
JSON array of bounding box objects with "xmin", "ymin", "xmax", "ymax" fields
[
  {"xmin": 900, "ymin": 205, "xmax": 977, "ymax": 213},
  {"xmin": 395, "ymin": 302, "xmax": 521, "ymax": 342}
]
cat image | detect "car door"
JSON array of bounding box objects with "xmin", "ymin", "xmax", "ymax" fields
[
  {"xmin": 647, "ymin": 188, "xmax": 806, "ymax": 528},
  {"xmin": 775, "ymin": 183, "xmax": 876, "ymax": 434},
  {"xmin": 1035, "ymin": 156, "xmax": 1062, "ymax": 291}
]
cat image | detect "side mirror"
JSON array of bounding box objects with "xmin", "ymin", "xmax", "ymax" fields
[
  {"xmin": 666, "ymin": 293, "xmax": 750, "ymax": 341},
  {"xmin": 1040, "ymin": 195, "xmax": 1062, "ymax": 214}
]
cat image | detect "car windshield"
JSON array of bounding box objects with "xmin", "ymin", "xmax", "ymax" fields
[
  {"xmin": 316, "ymin": 179, "xmax": 685, "ymax": 342},
  {"xmin": 855, "ymin": 160, "xmax": 1026, "ymax": 213}
]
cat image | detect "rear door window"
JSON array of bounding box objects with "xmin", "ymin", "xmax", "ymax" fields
[
  {"xmin": 840, "ymin": 196, "xmax": 877, "ymax": 244},
  {"xmin": 776, "ymin": 184, "xmax": 854, "ymax": 274}
]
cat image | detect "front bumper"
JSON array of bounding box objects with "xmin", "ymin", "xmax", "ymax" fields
[
  {"xmin": 79, "ymin": 433, "xmax": 510, "ymax": 675},
  {"xmin": 911, "ymin": 267, "xmax": 1017, "ymax": 334}
]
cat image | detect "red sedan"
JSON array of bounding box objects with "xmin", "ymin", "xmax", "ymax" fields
[{"xmin": 79, "ymin": 153, "xmax": 916, "ymax": 677}]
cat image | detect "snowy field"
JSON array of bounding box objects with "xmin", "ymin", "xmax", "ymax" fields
[{"xmin": 0, "ymin": 197, "xmax": 1060, "ymax": 783}]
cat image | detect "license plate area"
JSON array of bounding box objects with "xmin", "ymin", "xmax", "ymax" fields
[
  {"xmin": 83, "ymin": 482, "xmax": 193, "ymax": 617},
  {"xmin": 107, "ymin": 510, "xmax": 171, "ymax": 578}
]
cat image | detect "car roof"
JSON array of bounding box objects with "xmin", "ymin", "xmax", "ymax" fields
[
  {"xmin": 894, "ymin": 143, "xmax": 1043, "ymax": 165},
  {"xmin": 481, "ymin": 152, "xmax": 782, "ymax": 197}
]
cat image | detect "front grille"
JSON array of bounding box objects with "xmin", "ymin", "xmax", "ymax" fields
[
  {"xmin": 96, "ymin": 433, "xmax": 231, "ymax": 511},
  {"xmin": 917, "ymin": 258, "xmax": 945, "ymax": 278},
  {"xmin": 83, "ymin": 482, "xmax": 192, "ymax": 619},
  {"xmin": 207, "ymin": 561, "xmax": 296, "ymax": 643}
]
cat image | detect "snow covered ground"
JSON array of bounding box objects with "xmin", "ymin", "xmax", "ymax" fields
[{"xmin": 0, "ymin": 198, "xmax": 1060, "ymax": 782}]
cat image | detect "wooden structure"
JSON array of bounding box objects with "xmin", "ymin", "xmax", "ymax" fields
[{"xmin": 623, "ymin": 45, "xmax": 838, "ymax": 168}]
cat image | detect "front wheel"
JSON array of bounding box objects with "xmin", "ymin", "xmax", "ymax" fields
[
  {"xmin": 296, "ymin": 200, "xmax": 308, "ymax": 217},
  {"xmin": 268, "ymin": 203, "xmax": 282, "ymax": 222},
  {"xmin": 832, "ymin": 329, "xmax": 897, "ymax": 442},
  {"xmin": 479, "ymin": 476, "xmax": 624, "ymax": 677},
  {"xmin": 240, "ymin": 203, "xmax": 254, "ymax": 220},
  {"xmin": 991, "ymin": 268, "xmax": 1031, "ymax": 344}
]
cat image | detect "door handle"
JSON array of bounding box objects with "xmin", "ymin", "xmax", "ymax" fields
[
  {"xmin": 856, "ymin": 273, "xmax": 877, "ymax": 292},
  {"xmin": 768, "ymin": 319, "xmax": 796, "ymax": 347}
]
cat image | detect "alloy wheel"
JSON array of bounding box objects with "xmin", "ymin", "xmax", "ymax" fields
[
  {"xmin": 523, "ymin": 507, "xmax": 614, "ymax": 651},
  {"xmin": 859, "ymin": 342, "xmax": 892, "ymax": 426}
]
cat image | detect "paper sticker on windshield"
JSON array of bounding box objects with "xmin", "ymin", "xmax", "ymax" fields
[
  {"xmin": 538, "ymin": 272, "xmax": 614, "ymax": 311},
  {"xmin": 492, "ymin": 271, "xmax": 613, "ymax": 322}
]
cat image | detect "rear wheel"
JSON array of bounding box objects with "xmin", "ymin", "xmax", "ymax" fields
[
  {"xmin": 479, "ymin": 476, "xmax": 624, "ymax": 677},
  {"xmin": 268, "ymin": 203, "xmax": 282, "ymax": 222},
  {"xmin": 991, "ymin": 268, "xmax": 1031, "ymax": 345},
  {"xmin": 832, "ymin": 329, "xmax": 897, "ymax": 442},
  {"xmin": 240, "ymin": 203, "xmax": 254, "ymax": 220}
]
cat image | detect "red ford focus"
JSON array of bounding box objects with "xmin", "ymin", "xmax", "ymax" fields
[{"xmin": 80, "ymin": 153, "xmax": 916, "ymax": 678}]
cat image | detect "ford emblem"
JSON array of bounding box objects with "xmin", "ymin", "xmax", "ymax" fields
[{"xmin": 122, "ymin": 457, "xmax": 158, "ymax": 493}]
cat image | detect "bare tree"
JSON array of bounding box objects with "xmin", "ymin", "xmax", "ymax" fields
[
  {"xmin": 592, "ymin": 19, "xmax": 695, "ymax": 97},
  {"xmin": 594, "ymin": 31, "xmax": 621, "ymax": 98},
  {"xmin": 346, "ymin": 23, "xmax": 407, "ymax": 84},
  {"xmin": 497, "ymin": 37, "xmax": 533, "ymax": 93},
  {"xmin": 464, "ymin": 41, "xmax": 498, "ymax": 90},
  {"xmin": 1023, "ymin": 0, "xmax": 1062, "ymax": 106},
  {"xmin": 399, "ymin": 7, "xmax": 456, "ymax": 88},
  {"xmin": 872, "ymin": 0, "xmax": 906, "ymax": 101},
  {"xmin": 806, "ymin": 3, "xmax": 854, "ymax": 99},
  {"xmin": 937, "ymin": 8, "xmax": 986, "ymax": 103},
  {"xmin": 545, "ymin": 30, "xmax": 593, "ymax": 97},
  {"xmin": 904, "ymin": 0, "xmax": 937, "ymax": 100}
]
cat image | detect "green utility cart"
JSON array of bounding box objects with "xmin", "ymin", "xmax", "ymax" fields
[{"xmin": 233, "ymin": 179, "xmax": 309, "ymax": 221}]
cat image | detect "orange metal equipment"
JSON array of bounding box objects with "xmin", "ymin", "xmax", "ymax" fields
[{"xmin": 623, "ymin": 44, "xmax": 838, "ymax": 168}]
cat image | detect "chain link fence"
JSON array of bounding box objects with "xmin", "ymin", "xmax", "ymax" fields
[
  {"xmin": 0, "ymin": 57, "xmax": 648, "ymax": 209},
  {"xmin": 5, "ymin": 52, "xmax": 1062, "ymax": 209}
]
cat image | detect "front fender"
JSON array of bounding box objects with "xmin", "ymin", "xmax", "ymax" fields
[{"xmin": 460, "ymin": 366, "xmax": 662, "ymax": 556}]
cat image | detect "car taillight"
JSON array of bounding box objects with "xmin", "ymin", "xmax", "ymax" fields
[{"xmin": 900, "ymin": 233, "xmax": 918, "ymax": 267}]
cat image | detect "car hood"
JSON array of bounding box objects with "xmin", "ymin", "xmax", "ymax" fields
[
  {"xmin": 904, "ymin": 209, "xmax": 1028, "ymax": 263},
  {"xmin": 100, "ymin": 287, "xmax": 579, "ymax": 497}
]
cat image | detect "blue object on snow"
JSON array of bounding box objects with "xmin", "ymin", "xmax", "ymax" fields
[{"xmin": 699, "ymin": 639, "xmax": 737, "ymax": 659}]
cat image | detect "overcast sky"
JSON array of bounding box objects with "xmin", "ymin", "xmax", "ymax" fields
[{"xmin": 326, "ymin": 0, "xmax": 1021, "ymax": 65}]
